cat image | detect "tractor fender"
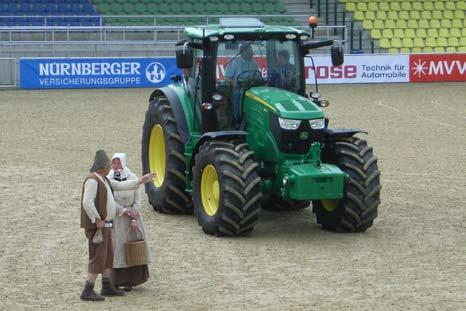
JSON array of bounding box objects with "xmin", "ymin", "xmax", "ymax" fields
[
  {"xmin": 324, "ymin": 128, "xmax": 367, "ymax": 140},
  {"xmin": 149, "ymin": 87, "xmax": 189, "ymax": 144},
  {"xmin": 189, "ymin": 130, "xmax": 248, "ymax": 177}
]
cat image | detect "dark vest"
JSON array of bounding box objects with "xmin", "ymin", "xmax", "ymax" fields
[{"xmin": 80, "ymin": 173, "xmax": 108, "ymax": 229}]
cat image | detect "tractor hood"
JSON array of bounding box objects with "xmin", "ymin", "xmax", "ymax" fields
[{"xmin": 245, "ymin": 87, "xmax": 324, "ymax": 119}]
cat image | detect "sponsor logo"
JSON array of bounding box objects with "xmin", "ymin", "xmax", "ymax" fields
[
  {"xmin": 146, "ymin": 62, "xmax": 166, "ymax": 84},
  {"xmin": 306, "ymin": 65, "xmax": 357, "ymax": 79},
  {"xmin": 409, "ymin": 54, "xmax": 466, "ymax": 82}
]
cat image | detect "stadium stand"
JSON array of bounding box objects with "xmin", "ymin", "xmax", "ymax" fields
[
  {"xmin": 89, "ymin": 0, "xmax": 295, "ymax": 26},
  {"xmin": 340, "ymin": 0, "xmax": 466, "ymax": 53},
  {"xmin": 0, "ymin": 0, "xmax": 100, "ymax": 26}
]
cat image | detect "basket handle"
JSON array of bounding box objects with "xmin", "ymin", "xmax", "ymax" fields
[{"xmin": 125, "ymin": 226, "xmax": 145, "ymax": 242}]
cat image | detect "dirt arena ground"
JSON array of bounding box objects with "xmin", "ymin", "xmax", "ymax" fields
[{"xmin": 0, "ymin": 83, "xmax": 465, "ymax": 310}]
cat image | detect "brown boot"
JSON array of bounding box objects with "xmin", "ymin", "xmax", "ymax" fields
[
  {"xmin": 101, "ymin": 278, "xmax": 125, "ymax": 296},
  {"xmin": 80, "ymin": 281, "xmax": 105, "ymax": 301}
]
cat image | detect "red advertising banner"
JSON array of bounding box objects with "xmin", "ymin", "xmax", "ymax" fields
[{"xmin": 409, "ymin": 54, "xmax": 466, "ymax": 82}]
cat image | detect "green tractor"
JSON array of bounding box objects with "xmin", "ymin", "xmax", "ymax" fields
[{"xmin": 141, "ymin": 18, "xmax": 381, "ymax": 236}]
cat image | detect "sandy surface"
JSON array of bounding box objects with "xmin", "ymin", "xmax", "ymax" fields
[{"xmin": 0, "ymin": 83, "xmax": 465, "ymax": 310}]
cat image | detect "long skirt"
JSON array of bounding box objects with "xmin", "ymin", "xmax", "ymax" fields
[{"xmin": 112, "ymin": 265, "xmax": 149, "ymax": 287}]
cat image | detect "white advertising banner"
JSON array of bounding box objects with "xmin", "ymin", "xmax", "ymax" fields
[{"xmin": 305, "ymin": 54, "xmax": 410, "ymax": 84}]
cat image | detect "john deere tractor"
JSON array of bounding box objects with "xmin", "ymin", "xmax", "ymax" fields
[{"xmin": 142, "ymin": 18, "xmax": 381, "ymax": 236}]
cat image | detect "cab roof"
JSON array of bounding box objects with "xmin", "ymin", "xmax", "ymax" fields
[{"xmin": 184, "ymin": 18, "xmax": 310, "ymax": 40}]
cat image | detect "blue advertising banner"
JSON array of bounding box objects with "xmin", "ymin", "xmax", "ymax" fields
[{"xmin": 19, "ymin": 57, "xmax": 181, "ymax": 89}]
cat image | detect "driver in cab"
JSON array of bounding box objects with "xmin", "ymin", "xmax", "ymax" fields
[{"xmin": 225, "ymin": 43, "xmax": 259, "ymax": 124}]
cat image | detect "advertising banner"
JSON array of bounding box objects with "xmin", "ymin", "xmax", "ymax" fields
[
  {"xmin": 304, "ymin": 54, "xmax": 410, "ymax": 84},
  {"xmin": 19, "ymin": 57, "xmax": 181, "ymax": 89},
  {"xmin": 409, "ymin": 54, "xmax": 466, "ymax": 82}
]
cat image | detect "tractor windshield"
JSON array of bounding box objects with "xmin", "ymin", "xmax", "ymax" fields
[{"xmin": 216, "ymin": 39, "xmax": 301, "ymax": 94}]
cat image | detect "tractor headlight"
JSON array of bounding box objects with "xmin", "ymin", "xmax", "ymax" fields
[
  {"xmin": 278, "ymin": 117, "xmax": 302, "ymax": 130},
  {"xmin": 309, "ymin": 118, "xmax": 325, "ymax": 129}
]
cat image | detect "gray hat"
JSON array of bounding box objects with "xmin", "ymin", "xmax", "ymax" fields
[{"xmin": 90, "ymin": 149, "xmax": 110, "ymax": 172}]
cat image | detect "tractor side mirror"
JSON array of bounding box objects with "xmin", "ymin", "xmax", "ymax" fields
[
  {"xmin": 176, "ymin": 45, "xmax": 194, "ymax": 69},
  {"xmin": 331, "ymin": 43, "xmax": 344, "ymax": 67}
]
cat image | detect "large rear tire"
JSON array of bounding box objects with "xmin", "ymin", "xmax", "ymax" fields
[
  {"xmin": 192, "ymin": 140, "xmax": 262, "ymax": 236},
  {"xmin": 141, "ymin": 96, "xmax": 192, "ymax": 214},
  {"xmin": 313, "ymin": 137, "xmax": 381, "ymax": 232},
  {"xmin": 262, "ymin": 195, "xmax": 310, "ymax": 211}
]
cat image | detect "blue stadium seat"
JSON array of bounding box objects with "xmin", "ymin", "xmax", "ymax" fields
[
  {"xmin": 57, "ymin": 3, "xmax": 68, "ymax": 14},
  {"xmin": 70, "ymin": 4, "xmax": 82, "ymax": 14},
  {"xmin": 7, "ymin": 3, "xmax": 18, "ymax": 14}
]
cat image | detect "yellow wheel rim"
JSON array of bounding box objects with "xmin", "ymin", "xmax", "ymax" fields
[
  {"xmin": 201, "ymin": 164, "xmax": 220, "ymax": 216},
  {"xmin": 148, "ymin": 124, "xmax": 166, "ymax": 187},
  {"xmin": 322, "ymin": 199, "xmax": 338, "ymax": 212}
]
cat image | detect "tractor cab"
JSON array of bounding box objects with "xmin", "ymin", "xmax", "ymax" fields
[{"xmin": 176, "ymin": 18, "xmax": 343, "ymax": 132}]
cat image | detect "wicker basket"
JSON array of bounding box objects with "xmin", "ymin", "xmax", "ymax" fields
[{"xmin": 124, "ymin": 227, "xmax": 148, "ymax": 267}]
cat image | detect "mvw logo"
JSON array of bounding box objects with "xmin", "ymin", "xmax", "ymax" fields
[{"xmin": 410, "ymin": 54, "xmax": 466, "ymax": 82}]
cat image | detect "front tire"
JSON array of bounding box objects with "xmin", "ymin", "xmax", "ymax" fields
[
  {"xmin": 313, "ymin": 137, "xmax": 381, "ymax": 232},
  {"xmin": 192, "ymin": 140, "xmax": 262, "ymax": 236},
  {"xmin": 141, "ymin": 96, "xmax": 192, "ymax": 214}
]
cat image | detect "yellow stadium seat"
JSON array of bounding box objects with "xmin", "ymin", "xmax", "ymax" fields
[
  {"xmin": 423, "ymin": 47, "xmax": 434, "ymax": 53},
  {"xmin": 446, "ymin": 47, "xmax": 457, "ymax": 53},
  {"xmin": 434, "ymin": 47, "xmax": 445, "ymax": 53},
  {"xmin": 390, "ymin": 2, "xmax": 401, "ymax": 11},
  {"xmin": 421, "ymin": 11, "xmax": 432, "ymax": 20},
  {"xmin": 452, "ymin": 19, "xmax": 463, "ymax": 29},
  {"xmin": 371, "ymin": 29, "xmax": 381, "ymax": 39},
  {"xmin": 402, "ymin": 38, "xmax": 414, "ymax": 48},
  {"xmin": 413, "ymin": 38, "xmax": 424, "ymax": 48},
  {"xmin": 432, "ymin": 10, "xmax": 443, "ymax": 20},
  {"xmin": 445, "ymin": 2, "xmax": 456, "ymax": 10},
  {"xmin": 450, "ymin": 28, "xmax": 461, "ymax": 38},
  {"xmin": 400, "ymin": 47, "xmax": 410, "ymax": 53},
  {"xmin": 454, "ymin": 10, "xmax": 464, "ymax": 19},
  {"xmin": 346, "ymin": 2, "xmax": 356, "ymax": 12},
  {"xmin": 416, "ymin": 29, "xmax": 427, "ymax": 39},
  {"xmin": 412, "ymin": 2, "xmax": 423, "ymax": 11},
  {"xmin": 401, "ymin": 2, "xmax": 411, "ymax": 11},
  {"xmin": 411, "ymin": 47, "xmax": 422, "ymax": 53},
  {"xmin": 409, "ymin": 11, "xmax": 420, "ymax": 20},
  {"xmin": 391, "ymin": 38, "xmax": 402, "ymax": 48},
  {"xmin": 382, "ymin": 29, "xmax": 393, "ymax": 39},
  {"xmin": 427, "ymin": 29, "xmax": 438, "ymax": 38},
  {"xmin": 419, "ymin": 19, "xmax": 430, "ymax": 29},
  {"xmin": 458, "ymin": 47, "xmax": 466, "ymax": 53},
  {"xmin": 460, "ymin": 37, "xmax": 466, "ymax": 46},
  {"xmin": 385, "ymin": 19, "xmax": 396, "ymax": 29},
  {"xmin": 434, "ymin": 2, "xmax": 445, "ymax": 10},
  {"xmin": 448, "ymin": 37, "xmax": 459, "ymax": 47},
  {"xmin": 394, "ymin": 29, "xmax": 404, "ymax": 38},
  {"xmin": 423, "ymin": 2, "xmax": 434, "ymax": 11},
  {"xmin": 458, "ymin": 1, "xmax": 466, "ymax": 10},
  {"xmin": 396, "ymin": 19, "xmax": 407, "ymax": 29},
  {"xmin": 426, "ymin": 37, "xmax": 437, "ymax": 48},
  {"xmin": 443, "ymin": 10, "xmax": 454, "ymax": 19},
  {"xmin": 462, "ymin": 28, "xmax": 466, "ymax": 37},
  {"xmin": 357, "ymin": 2, "xmax": 367, "ymax": 11},
  {"xmin": 365, "ymin": 11, "xmax": 376, "ymax": 20},
  {"xmin": 388, "ymin": 11, "xmax": 398, "ymax": 20},
  {"xmin": 376, "ymin": 11, "xmax": 386, "ymax": 20},
  {"xmin": 354, "ymin": 11, "xmax": 365, "ymax": 21},
  {"xmin": 407, "ymin": 19, "xmax": 418, "ymax": 29},
  {"xmin": 367, "ymin": 2, "xmax": 378, "ymax": 11},
  {"xmin": 437, "ymin": 38, "xmax": 448, "ymax": 48},
  {"xmin": 379, "ymin": 2, "xmax": 389, "ymax": 11},
  {"xmin": 363, "ymin": 20, "xmax": 373, "ymax": 29},
  {"xmin": 405, "ymin": 29, "xmax": 416, "ymax": 39},
  {"xmin": 399, "ymin": 11, "xmax": 409, "ymax": 20},
  {"xmin": 440, "ymin": 19, "xmax": 451, "ymax": 29},
  {"xmin": 380, "ymin": 38, "xmax": 390, "ymax": 49},
  {"xmin": 389, "ymin": 48, "xmax": 399, "ymax": 54},
  {"xmin": 374, "ymin": 20, "xmax": 384, "ymax": 29},
  {"xmin": 438, "ymin": 29, "xmax": 449, "ymax": 38},
  {"xmin": 430, "ymin": 20, "xmax": 441, "ymax": 29}
]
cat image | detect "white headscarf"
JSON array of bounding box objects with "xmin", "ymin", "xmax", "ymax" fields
[{"xmin": 109, "ymin": 153, "xmax": 133, "ymax": 181}]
